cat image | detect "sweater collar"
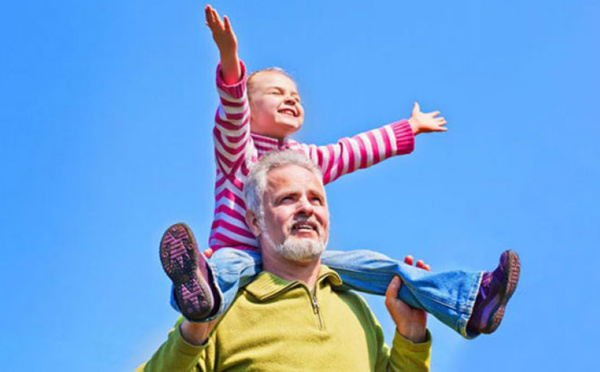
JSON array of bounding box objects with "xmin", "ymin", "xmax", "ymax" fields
[
  {"xmin": 245, "ymin": 265, "xmax": 343, "ymax": 301},
  {"xmin": 250, "ymin": 132, "xmax": 296, "ymax": 155}
]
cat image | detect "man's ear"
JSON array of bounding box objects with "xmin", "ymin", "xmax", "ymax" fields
[{"xmin": 245, "ymin": 210, "xmax": 262, "ymax": 237}]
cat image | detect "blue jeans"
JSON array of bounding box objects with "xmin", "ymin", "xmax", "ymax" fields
[{"xmin": 171, "ymin": 248, "xmax": 483, "ymax": 339}]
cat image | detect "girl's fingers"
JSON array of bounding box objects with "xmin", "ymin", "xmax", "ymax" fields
[
  {"xmin": 212, "ymin": 8, "xmax": 224, "ymax": 30},
  {"xmin": 210, "ymin": 8, "xmax": 216, "ymax": 23},
  {"xmin": 205, "ymin": 7, "xmax": 213, "ymax": 26},
  {"xmin": 207, "ymin": 8, "xmax": 228, "ymax": 35},
  {"xmin": 223, "ymin": 15, "xmax": 232, "ymax": 32},
  {"xmin": 412, "ymin": 102, "xmax": 420, "ymax": 115},
  {"xmin": 206, "ymin": 8, "xmax": 218, "ymax": 30}
]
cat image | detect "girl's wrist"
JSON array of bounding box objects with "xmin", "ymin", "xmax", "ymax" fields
[
  {"xmin": 408, "ymin": 117, "xmax": 420, "ymax": 135},
  {"xmin": 219, "ymin": 55, "xmax": 242, "ymax": 84},
  {"xmin": 219, "ymin": 49, "xmax": 238, "ymax": 63}
]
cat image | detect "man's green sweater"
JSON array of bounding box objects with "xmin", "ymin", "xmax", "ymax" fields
[{"xmin": 139, "ymin": 266, "xmax": 431, "ymax": 371}]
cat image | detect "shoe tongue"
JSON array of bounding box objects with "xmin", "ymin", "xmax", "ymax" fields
[
  {"xmin": 478, "ymin": 272, "xmax": 494, "ymax": 299},
  {"xmin": 481, "ymin": 271, "xmax": 494, "ymax": 286},
  {"xmin": 493, "ymin": 262, "xmax": 506, "ymax": 282}
]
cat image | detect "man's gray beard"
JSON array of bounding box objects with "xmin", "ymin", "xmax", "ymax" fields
[{"xmin": 261, "ymin": 224, "xmax": 326, "ymax": 263}]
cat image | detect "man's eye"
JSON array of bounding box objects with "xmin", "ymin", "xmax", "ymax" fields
[{"xmin": 311, "ymin": 198, "xmax": 322, "ymax": 205}]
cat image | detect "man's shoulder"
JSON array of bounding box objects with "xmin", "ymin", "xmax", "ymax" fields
[{"xmin": 332, "ymin": 287, "xmax": 377, "ymax": 317}]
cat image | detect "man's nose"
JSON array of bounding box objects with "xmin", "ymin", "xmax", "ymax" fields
[
  {"xmin": 296, "ymin": 196, "xmax": 314, "ymax": 215},
  {"xmin": 284, "ymin": 96, "xmax": 296, "ymax": 106}
]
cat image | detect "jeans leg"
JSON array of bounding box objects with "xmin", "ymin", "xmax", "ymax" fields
[
  {"xmin": 321, "ymin": 249, "xmax": 483, "ymax": 339},
  {"xmin": 205, "ymin": 248, "xmax": 262, "ymax": 321}
]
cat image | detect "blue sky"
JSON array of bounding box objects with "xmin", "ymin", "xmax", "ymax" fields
[{"xmin": 1, "ymin": 0, "xmax": 599, "ymax": 370}]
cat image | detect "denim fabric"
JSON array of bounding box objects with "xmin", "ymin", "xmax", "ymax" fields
[
  {"xmin": 170, "ymin": 248, "xmax": 483, "ymax": 338},
  {"xmin": 321, "ymin": 250, "xmax": 483, "ymax": 338}
]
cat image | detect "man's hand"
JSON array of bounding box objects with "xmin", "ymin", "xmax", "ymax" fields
[
  {"xmin": 180, "ymin": 317, "xmax": 220, "ymax": 346},
  {"xmin": 205, "ymin": 4, "xmax": 241, "ymax": 84},
  {"xmin": 408, "ymin": 102, "xmax": 447, "ymax": 135},
  {"xmin": 385, "ymin": 255, "xmax": 430, "ymax": 343}
]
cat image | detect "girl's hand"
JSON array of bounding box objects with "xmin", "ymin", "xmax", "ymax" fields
[
  {"xmin": 205, "ymin": 5, "xmax": 241, "ymax": 84},
  {"xmin": 205, "ymin": 5, "xmax": 238, "ymax": 59},
  {"xmin": 408, "ymin": 102, "xmax": 448, "ymax": 135}
]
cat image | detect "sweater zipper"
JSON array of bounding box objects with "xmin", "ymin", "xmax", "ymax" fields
[{"xmin": 311, "ymin": 292, "xmax": 323, "ymax": 330}]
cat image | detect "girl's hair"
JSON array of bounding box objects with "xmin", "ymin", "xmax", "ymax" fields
[{"xmin": 247, "ymin": 68, "xmax": 296, "ymax": 94}]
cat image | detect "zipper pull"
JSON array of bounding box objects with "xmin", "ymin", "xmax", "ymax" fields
[{"xmin": 312, "ymin": 294, "xmax": 320, "ymax": 314}]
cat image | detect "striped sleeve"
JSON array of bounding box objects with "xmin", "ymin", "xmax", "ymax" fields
[
  {"xmin": 298, "ymin": 120, "xmax": 415, "ymax": 185},
  {"xmin": 213, "ymin": 61, "xmax": 254, "ymax": 176}
]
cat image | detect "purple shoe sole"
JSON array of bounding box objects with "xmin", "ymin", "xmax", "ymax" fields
[
  {"xmin": 481, "ymin": 250, "xmax": 521, "ymax": 334},
  {"xmin": 160, "ymin": 223, "xmax": 215, "ymax": 321}
]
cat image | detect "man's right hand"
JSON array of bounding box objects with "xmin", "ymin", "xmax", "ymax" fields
[
  {"xmin": 205, "ymin": 4, "xmax": 241, "ymax": 84},
  {"xmin": 384, "ymin": 256, "xmax": 430, "ymax": 343},
  {"xmin": 180, "ymin": 318, "xmax": 220, "ymax": 346}
]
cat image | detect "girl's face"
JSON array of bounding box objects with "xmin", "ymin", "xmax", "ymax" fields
[{"xmin": 248, "ymin": 71, "xmax": 304, "ymax": 140}]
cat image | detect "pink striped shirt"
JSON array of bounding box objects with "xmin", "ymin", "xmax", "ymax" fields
[{"xmin": 209, "ymin": 62, "xmax": 415, "ymax": 251}]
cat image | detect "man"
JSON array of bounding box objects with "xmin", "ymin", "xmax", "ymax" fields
[{"xmin": 139, "ymin": 150, "xmax": 432, "ymax": 371}]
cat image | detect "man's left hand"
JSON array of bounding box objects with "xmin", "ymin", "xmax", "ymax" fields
[{"xmin": 385, "ymin": 255, "xmax": 430, "ymax": 343}]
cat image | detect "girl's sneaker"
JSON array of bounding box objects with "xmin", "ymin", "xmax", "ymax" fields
[
  {"xmin": 467, "ymin": 250, "xmax": 521, "ymax": 334},
  {"xmin": 160, "ymin": 223, "xmax": 218, "ymax": 321}
]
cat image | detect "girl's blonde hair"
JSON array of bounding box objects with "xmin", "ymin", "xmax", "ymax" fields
[{"xmin": 247, "ymin": 68, "xmax": 296, "ymax": 97}]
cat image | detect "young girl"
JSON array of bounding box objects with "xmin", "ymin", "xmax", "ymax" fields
[{"xmin": 160, "ymin": 5, "xmax": 520, "ymax": 339}]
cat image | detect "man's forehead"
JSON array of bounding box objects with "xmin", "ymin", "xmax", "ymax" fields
[{"xmin": 265, "ymin": 165, "xmax": 324, "ymax": 193}]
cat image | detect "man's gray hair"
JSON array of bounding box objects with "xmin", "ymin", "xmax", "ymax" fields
[{"xmin": 244, "ymin": 150, "xmax": 323, "ymax": 220}]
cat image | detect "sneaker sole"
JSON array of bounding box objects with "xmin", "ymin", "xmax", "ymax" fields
[
  {"xmin": 160, "ymin": 223, "xmax": 214, "ymax": 321},
  {"xmin": 484, "ymin": 250, "xmax": 521, "ymax": 333}
]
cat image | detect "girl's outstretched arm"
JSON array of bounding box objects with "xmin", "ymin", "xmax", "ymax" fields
[
  {"xmin": 295, "ymin": 119, "xmax": 415, "ymax": 184},
  {"xmin": 294, "ymin": 104, "xmax": 447, "ymax": 184},
  {"xmin": 205, "ymin": 5, "xmax": 241, "ymax": 84}
]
